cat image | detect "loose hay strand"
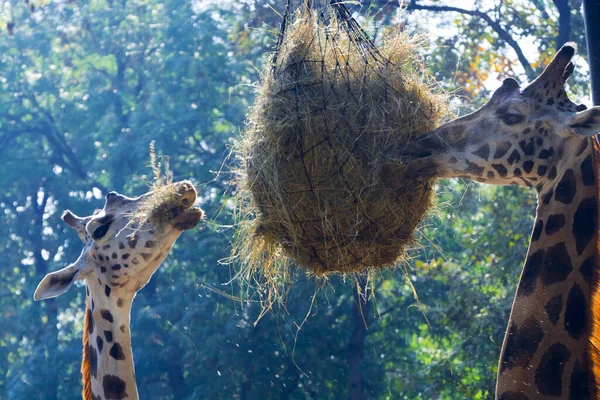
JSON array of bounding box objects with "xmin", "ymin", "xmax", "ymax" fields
[
  {"xmin": 232, "ymin": 4, "xmax": 450, "ymax": 309},
  {"xmin": 129, "ymin": 142, "xmax": 190, "ymax": 231}
]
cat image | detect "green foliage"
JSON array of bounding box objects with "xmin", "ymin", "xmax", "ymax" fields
[{"xmin": 0, "ymin": 1, "xmax": 589, "ymax": 399}]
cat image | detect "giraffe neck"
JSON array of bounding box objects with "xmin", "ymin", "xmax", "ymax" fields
[
  {"xmin": 496, "ymin": 137, "xmax": 598, "ymax": 399},
  {"xmin": 82, "ymin": 283, "xmax": 138, "ymax": 400}
]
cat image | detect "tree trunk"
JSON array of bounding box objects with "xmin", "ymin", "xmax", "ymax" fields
[
  {"xmin": 166, "ymin": 347, "xmax": 187, "ymax": 398},
  {"xmin": 31, "ymin": 188, "xmax": 59, "ymax": 400},
  {"xmin": 348, "ymin": 277, "xmax": 368, "ymax": 400},
  {"xmin": 552, "ymin": 0, "xmax": 571, "ymax": 49}
]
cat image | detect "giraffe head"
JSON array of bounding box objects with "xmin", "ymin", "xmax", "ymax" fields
[
  {"xmin": 404, "ymin": 43, "xmax": 600, "ymax": 189},
  {"xmin": 33, "ymin": 180, "xmax": 204, "ymax": 301}
]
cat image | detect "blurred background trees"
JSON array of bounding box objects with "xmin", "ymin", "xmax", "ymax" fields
[{"xmin": 0, "ymin": 0, "xmax": 591, "ymax": 399}]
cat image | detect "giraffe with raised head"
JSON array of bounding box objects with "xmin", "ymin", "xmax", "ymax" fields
[
  {"xmin": 404, "ymin": 43, "xmax": 600, "ymax": 399},
  {"xmin": 34, "ymin": 180, "xmax": 203, "ymax": 400}
]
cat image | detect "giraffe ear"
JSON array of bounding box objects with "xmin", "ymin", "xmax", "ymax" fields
[
  {"xmin": 34, "ymin": 263, "xmax": 81, "ymax": 301},
  {"xmin": 567, "ymin": 107, "xmax": 600, "ymax": 136}
]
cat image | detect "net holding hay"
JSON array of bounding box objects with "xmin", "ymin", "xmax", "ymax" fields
[{"xmin": 233, "ymin": 2, "xmax": 450, "ymax": 280}]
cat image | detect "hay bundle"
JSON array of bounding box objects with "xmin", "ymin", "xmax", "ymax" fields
[{"xmin": 234, "ymin": 3, "xmax": 449, "ymax": 277}]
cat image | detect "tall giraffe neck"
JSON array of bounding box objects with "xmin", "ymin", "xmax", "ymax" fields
[
  {"xmin": 496, "ymin": 138, "xmax": 599, "ymax": 399},
  {"xmin": 82, "ymin": 283, "xmax": 138, "ymax": 400}
]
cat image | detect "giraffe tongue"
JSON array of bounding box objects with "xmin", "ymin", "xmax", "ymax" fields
[{"xmin": 169, "ymin": 207, "xmax": 204, "ymax": 231}]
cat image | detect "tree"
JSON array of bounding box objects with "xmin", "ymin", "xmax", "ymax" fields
[{"xmin": 0, "ymin": 1, "xmax": 592, "ymax": 399}]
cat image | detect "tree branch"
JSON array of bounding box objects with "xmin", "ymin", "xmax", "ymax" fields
[
  {"xmin": 405, "ymin": 1, "xmax": 536, "ymax": 80},
  {"xmin": 551, "ymin": 0, "xmax": 570, "ymax": 49}
]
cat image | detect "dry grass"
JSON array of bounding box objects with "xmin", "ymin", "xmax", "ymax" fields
[
  {"xmin": 232, "ymin": 7, "xmax": 450, "ymax": 306},
  {"xmin": 130, "ymin": 141, "xmax": 195, "ymax": 229}
]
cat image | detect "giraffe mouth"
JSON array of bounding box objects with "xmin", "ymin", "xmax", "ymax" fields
[{"xmin": 169, "ymin": 207, "xmax": 204, "ymax": 231}]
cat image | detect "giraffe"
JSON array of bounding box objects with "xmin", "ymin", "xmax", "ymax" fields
[
  {"xmin": 403, "ymin": 43, "xmax": 600, "ymax": 399},
  {"xmin": 33, "ymin": 180, "xmax": 203, "ymax": 400}
]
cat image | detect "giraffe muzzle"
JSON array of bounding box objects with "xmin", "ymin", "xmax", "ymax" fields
[
  {"xmin": 402, "ymin": 131, "xmax": 447, "ymax": 159},
  {"xmin": 167, "ymin": 181, "xmax": 204, "ymax": 231}
]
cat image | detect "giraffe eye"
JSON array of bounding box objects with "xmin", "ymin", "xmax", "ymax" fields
[
  {"xmin": 503, "ymin": 112, "xmax": 525, "ymax": 125},
  {"xmin": 92, "ymin": 221, "xmax": 112, "ymax": 240}
]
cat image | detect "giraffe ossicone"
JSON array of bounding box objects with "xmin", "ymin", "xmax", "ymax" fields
[
  {"xmin": 405, "ymin": 43, "xmax": 600, "ymax": 399},
  {"xmin": 34, "ymin": 180, "xmax": 203, "ymax": 400}
]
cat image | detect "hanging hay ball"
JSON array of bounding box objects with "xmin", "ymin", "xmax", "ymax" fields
[{"xmin": 233, "ymin": 4, "xmax": 450, "ymax": 279}]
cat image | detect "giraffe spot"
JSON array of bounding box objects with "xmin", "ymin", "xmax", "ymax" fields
[
  {"xmin": 492, "ymin": 164, "xmax": 508, "ymax": 178},
  {"xmin": 145, "ymin": 240, "xmax": 155, "ymax": 248},
  {"xmin": 122, "ymin": 254, "xmax": 130, "ymax": 260},
  {"xmin": 109, "ymin": 343, "xmax": 126, "ymax": 361},
  {"xmin": 105, "ymin": 284, "xmax": 111, "ymax": 297},
  {"xmin": 523, "ymin": 160, "xmax": 534, "ymax": 174},
  {"xmin": 102, "ymin": 244, "xmax": 111, "ymax": 250},
  {"xmin": 544, "ymin": 214, "xmax": 566, "ymax": 235},
  {"xmin": 494, "ymin": 142, "xmax": 511, "ymax": 158},
  {"xmin": 100, "ymin": 309, "xmax": 114, "ymax": 323},
  {"xmin": 535, "ymin": 342, "xmax": 571, "ymax": 396},
  {"xmin": 96, "ymin": 336, "xmax": 104, "ymax": 354},
  {"xmin": 117, "ymin": 298, "xmax": 124, "ymax": 308},
  {"xmin": 541, "ymin": 242, "xmax": 573, "ymax": 286},
  {"xmin": 573, "ymin": 197, "xmax": 597, "ymax": 255},
  {"xmin": 579, "ymin": 256, "xmax": 594, "ymax": 284},
  {"xmin": 537, "ymin": 165, "xmax": 547, "ymax": 176},
  {"xmin": 87, "ymin": 309, "xmax": 94, "ymax": 334},
  {"xmin": 581, "ymin": 154, "xmax": 594, "ymax": 186},
  {"xmin": 500, "ymin": 317, "xmax": 544, "ymax": 372},
  {"xmin": 498, "ymin": 392, "xmax": 529, "ymax": 400},
  {"xmin": 111, "ymin": 252, "xmax": 117, "ymax": 259},
  {"xmin": 546, "ymin": 98, "xmax": 555, "ymax": 105},
  {"xmin": 100, "ymin": 266, "xmax": 107, "ymax": 273},
  {"xmin": 564, "ymin": 284, "xmax": 587, "ymax": 340},
  {"xmin": 112, "ymin": 264, "xmax": 121, "ymax": 271},
  {"xmin": 118, "ymin": 242, "xmax": 125, "ymax": 249},
  {"xmin": 98, "ymin": 254, "xmax": 105, "ymax": 262},
  {"xmin": 569, "ymin": 361, "xmax": 589, "ymax": 400},
  {"xmin": 576, "ymin": 139, "xmax": 589, "ymax": 156},
  {"xmin": 513, "ymin": 168, "xmax": 522, "ymax": 176},
  {"xmin": 532, "ymin": 220, "xmax": 543, "ymax": 242},
  {"xmin": 554, "ymin": 169, "xmax": 576, "ymax": 204},
  {"xmin": 120, "ymin": 324, "xmax": 126, "ymax": 333},
  {"xmin": 104, "ymin": 330, "xmax": 113, "ymax": 343},
  {"xmin": 519, "ymin": 138, "xmax": 535, "ymax": 155},
  {"xmin": 507, "ymin": 149, "xmax": 521, "ymax": 165},
  {"xmin": 465, "ymin": 160, "xmax": 484, "ymax": 176},
  {"xmin": 544, "ymin": 295, "xmax": 562, "ymax": 325},
  {"xmin": 487, "ymin": 171, "xmax": 494, "ymax": 179},
  {"xmin": 91, "ymin": 298, "xmax": 95, "ymax": 311},
  {"xmin": 140, "ymin": 253, "xmax": 152, "ymax": 261},
  {"xmin": 542, "ymin": 189, "xmax": 553, "ymax": 205},
  {"xmin": 473, "ymin": 144, "xmax": 490, "ymax": 159},
  {"xmin": 127, "ymin": 236, "xmax": 138, "ymax": 249},
  {"xmin": 548, "ymin": 166, "xmax": 557, "ymax": 180},
  {"xmin": 518, "ymin": 249, "xmax": 545, "ymax": 297},
  {"xmin": 87, "ymin": 344, "xmax": 98, "ymax": 379},
  {"xmin": 102, "ymin": 375, "xmax": 128, "ymax": 399},
  {"xmin": 124, "ymin": 264, "xmax": 129, "ymax": 268}
]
